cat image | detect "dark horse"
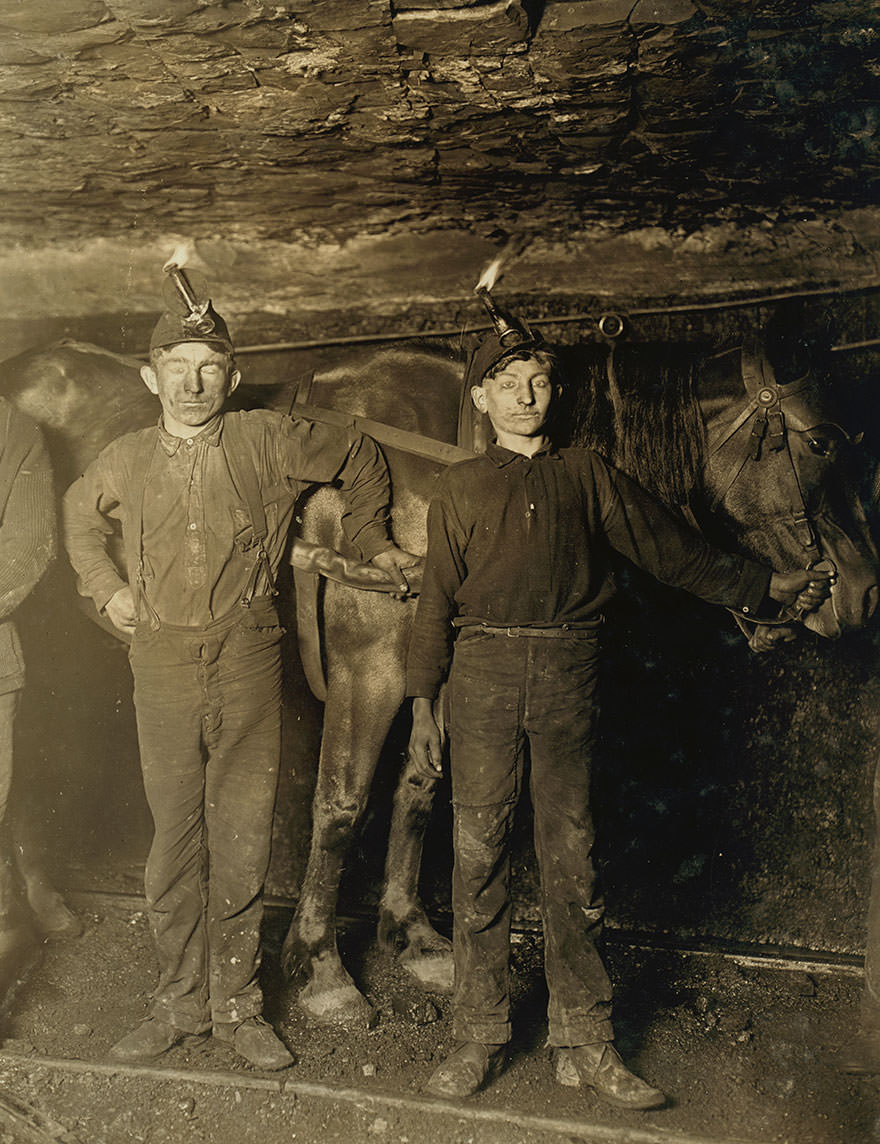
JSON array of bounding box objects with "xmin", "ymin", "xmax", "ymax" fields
[{"xmin": 0, "ymin": 327, "xmax": 875, "ymax": 1027}]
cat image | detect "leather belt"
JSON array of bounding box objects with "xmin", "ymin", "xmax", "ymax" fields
[{"xmin": 469, "ymin": 622, "xmax": 603, "ymax": 639}]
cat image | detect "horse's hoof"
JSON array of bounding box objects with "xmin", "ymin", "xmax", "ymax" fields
[
  {"xmin": 298, "ymin": 981, "xmax": 378, "ymax": 1028},
  {"xmin": 31, "ymin": 896, "xmax": 83, "ymax": 940},
  {"xmin": 399, "ymin": 947, "xmax": 454, "ymax": 993}
]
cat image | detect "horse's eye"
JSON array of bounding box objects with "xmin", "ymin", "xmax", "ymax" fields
[{"xmin": 808, "ymin": 437, "xmax": 833, "ymax": 457}]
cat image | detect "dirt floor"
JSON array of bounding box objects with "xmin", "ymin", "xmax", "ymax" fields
[{"xmin": 0, "ymin": 893, "xmax": 875, "ymax": 1144}]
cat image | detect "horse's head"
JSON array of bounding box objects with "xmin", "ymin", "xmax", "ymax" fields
[
  {"xmin": 700, "ymin": 344, "xmax": 879, "ymax": 638},
  {"xmin": 568, "ymin": 333, "xmax": 879, "ymax": 639},
  {"xmin": 0, "ymin": 340, "xmax": 156, "ymax": 488}
]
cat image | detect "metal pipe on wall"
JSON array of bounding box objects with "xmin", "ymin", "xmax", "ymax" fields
[{"xmin": 220, "ymin": 279, "xmax": 880, "ymax": 358}]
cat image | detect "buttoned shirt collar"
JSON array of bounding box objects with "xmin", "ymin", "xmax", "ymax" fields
[
  {"xmin": 485, "ymin": 440, "xmax": 560, "ymax": 468},
  {"xmin": 157, "ymin": 412, "xmax": 224, "ymax": 456}
]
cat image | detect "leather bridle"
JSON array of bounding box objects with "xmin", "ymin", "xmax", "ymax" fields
[{"xmin": 703, "ymin": 347, "xmax": 844, "ymax": 633}]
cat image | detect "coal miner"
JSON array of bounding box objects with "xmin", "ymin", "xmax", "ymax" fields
[
  {"xmin": 405, "ymin": 300, "xmax": 833, "ymax": 1107},
  {"xmin": 0, "ymin": 399, "xmax": 79, "ymax": 939},
  {"xmin": 63, "ymin": 266, "xmax": 414, "ymax": 1071},
  {"xmin": 840, "ymin": 757, "xmax": 880, "ymax": 1075}
]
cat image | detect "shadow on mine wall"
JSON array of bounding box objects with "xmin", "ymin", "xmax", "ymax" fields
[{"xmin": 5, "ymin": 309, "xmax": 880, "ymax": 958}]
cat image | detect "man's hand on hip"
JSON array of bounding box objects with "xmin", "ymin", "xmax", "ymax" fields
[{"xmin": 104, "ymin": 586, "xmax": 138, "ymax": 635}]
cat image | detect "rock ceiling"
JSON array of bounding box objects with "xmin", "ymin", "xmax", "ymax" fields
[
  {"xmin": 0, "ymin": 1, "xmax": 878, "ymax": 329},
  {"xmin": 1, "ymin": 0, "xmax": 877, "ymax": 244}
]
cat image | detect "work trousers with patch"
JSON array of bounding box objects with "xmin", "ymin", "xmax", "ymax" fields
[
  {"xmin": 128, "ymin": 597, "xmax": 283, "ymax": 1035},
  {"xmin": 447, "ymin": 627, "xmax": 614, "ymax": 1048}
]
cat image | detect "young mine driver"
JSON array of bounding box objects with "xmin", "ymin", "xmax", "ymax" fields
[{"xmin": 405, "ymin": 309, "xmax": 831, "ymax": 1108}]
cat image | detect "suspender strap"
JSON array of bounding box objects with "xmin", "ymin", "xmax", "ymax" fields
[
  {"xmin": 222, "ymin": 419, "xmax": 267, "ymax": 543},
  {"xmin": 127, "ymin": 433, "xmax": 160, "ymax": 628},
  {"xmin": 220, "ymin": 418, "xmax": 274, "ymax": 607},
  {"xmin": 0, "ymin": 402, "xmax": 18, "ymax": 524}
]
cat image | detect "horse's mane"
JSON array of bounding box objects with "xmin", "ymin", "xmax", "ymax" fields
[{"xmin": 562, "ymin": 341, "xmax": 707, "ymax": 508}]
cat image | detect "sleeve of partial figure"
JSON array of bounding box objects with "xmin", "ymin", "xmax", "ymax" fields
[
  {"xmin": 0, "ymin": 417, "xmax": 56, "ymax": 621},
  {"xmin": 278, "ymin": 416, "xmax": 393, "ymax": 560},
  {"xmin": 62, "ymin": 452, "xmax": 129, "ymax": 614},
  {"xmin": 405, "ymin": 486, "xmax": 466, "ymax": 700},
  {"xmin": 592, "ymin": 452, "xmax": 771, "ymax": 614}
]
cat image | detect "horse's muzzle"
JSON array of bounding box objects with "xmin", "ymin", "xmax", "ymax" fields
[{"xmin": 802, "ymin": 580, "xmax": 879, "ymax": 638}]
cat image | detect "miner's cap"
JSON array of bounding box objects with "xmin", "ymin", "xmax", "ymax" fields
[
  {"xmin": 149, "ymin": 267, "xmax": 234, "ymax": 353},
  {"xmin": 466, "ymin": 327, "xmax": 546, "ymax": 390}
]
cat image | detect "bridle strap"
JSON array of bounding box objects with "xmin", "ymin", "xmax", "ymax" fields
[
  {"xmin": 704, "ymin": 402, "xmax": 759, "ymax": 512},
  {"xmin": 704, "ymin": 347, "xmax": 829, "ymax": 632}
]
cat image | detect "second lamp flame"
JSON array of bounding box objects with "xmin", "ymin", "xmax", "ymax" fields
[{"xmin": 475, "ymin": 256, "xmax": 505, "ymax": 294}]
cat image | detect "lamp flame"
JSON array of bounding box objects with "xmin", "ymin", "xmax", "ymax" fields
[
  {"xmin": 475, "ymin": 256, "xmax": 505, "ymax": 294},
  {"xmin": 163, "ymin": 241, "xmax": 195, "ymax": 274}
]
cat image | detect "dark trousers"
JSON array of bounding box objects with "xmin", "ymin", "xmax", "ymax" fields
[
  {"xmin": 0, "ymin": 690, "xmax": 18, "ymax": 921},
  {"xmin": 863, "ymin": 760, "xmax": 880, "ymax": 1033},
  {"xmin": 447, "ymin": 628, "xmax": 614, "ymax": 1047},
  {"xmin": 129, "ymin": 598, "xmax": 283, "ymax": 1034}
]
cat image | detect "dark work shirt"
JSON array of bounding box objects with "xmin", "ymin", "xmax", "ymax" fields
[
  {"xmin": 63, "ymin": 409, "xmax": 392, "ymax": 627},
  {"xmin": 405, "ymin": 442, "xmax": 771, "ymax": 699}
]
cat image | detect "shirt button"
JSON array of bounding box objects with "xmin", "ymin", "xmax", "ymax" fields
[
  {"xmin": 189, "ymin": 522, "xmax": 197, "ymax": 531},
  {"xmin": 186, "ymin": 438, "xmax": 194, "ymax": 447},
  {"xmin": 529, "ymin": 503, "xmax": 535, "ymax": 510},
  {"xmin": 742, "ymin": 605, "xmax": 750, "ymax": 614}
]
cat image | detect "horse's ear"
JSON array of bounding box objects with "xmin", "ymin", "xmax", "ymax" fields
[
  {"xmin": 805, "ymin": 305, "xmax": 837, "ymax": 348},
  {"xmin": 761, "ymin": 301, "xmax": 836, "ymax": 383}
]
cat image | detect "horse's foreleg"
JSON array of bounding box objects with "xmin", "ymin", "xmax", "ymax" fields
[
  {"xmin": 282, "ymin": 661, "xmax": 401, "ymax": 1026},
  {"xmin": 283, "ymin": 778, "xmax": 378, "ymax": 1026},
  {"xmin": 378, "ymin": 748, "xmax": 453, "ymax": 992}
]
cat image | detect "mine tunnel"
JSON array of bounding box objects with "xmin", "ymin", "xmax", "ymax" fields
[{"xmin": 0, "ymin": 2, "xmax": 878, "ymax": 1141}]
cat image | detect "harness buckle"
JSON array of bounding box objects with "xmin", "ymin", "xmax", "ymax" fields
[
  {"xmin": 793, "ymin": 513, "xmax": 817, "ymax": 550},
  {"xmin": 767, "ymin": 410, "xmax": 786, "ymax": 451}
]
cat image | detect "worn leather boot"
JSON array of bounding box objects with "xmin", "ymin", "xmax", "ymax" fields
[
  {"xmin": 425, "ymin": 1042, "xmax": 507, "ymax": 1098},
  {"xmin": 837, "ymin": 1033, "xmax": 880, "ymax": 1074},
  {"xmin": 214, "ymin": 1016, "xmax": 294, "ymax": 1071},
  {"xmin": 556, "ymin": 1042, "xmax": 666, "ymax": 1110},
  {"xmin": 110, "ymin": 1018, "xmax": 206, "ymax": 1062}
]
